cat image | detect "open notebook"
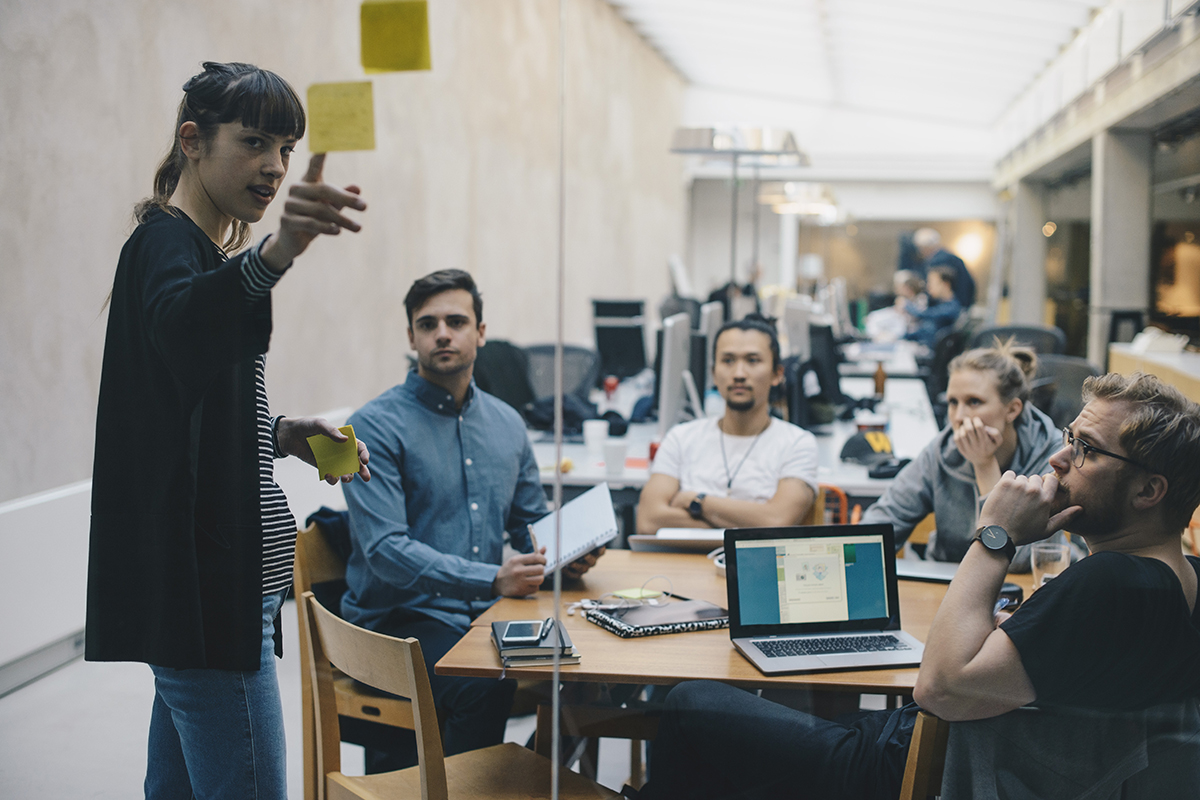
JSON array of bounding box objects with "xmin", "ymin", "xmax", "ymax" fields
[{"xmin": 530, "ymin": 483, "xmax": 620, "ymax": 570}]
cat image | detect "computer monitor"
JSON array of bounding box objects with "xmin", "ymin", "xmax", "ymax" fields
[
  {"xmin": 593, "ymin": 299, "xmax": 647, "ymax": 380},
  {"xmin": 657, "ymin": 312, "xmax": 695, "ymax": 439},
  {"xmin": 697, "ymin": 301, "xmax": 724, "ymax": 392},
  {"xmin": 808, "ymin": 323, "xmax": 848, "ymax": 406},
  {"xmin": 829, "ymin": 278, "xmax": 853, "ymax": 340},
  {"xmin": 783, "ymin": 297, "xmax": 811, "ymax": 361}
]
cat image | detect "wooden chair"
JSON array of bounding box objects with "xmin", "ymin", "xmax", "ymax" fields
[
  {"xmin": 898, "ymin": 513, "xmax": 937, "ymax": 559},
  {"xmin": 295, "ymin": 522, "xmax": 416, "ymax": 800},
  {"xmin": 898, "ymin": 711, "xmax": 949, "ymax": 800},
  {"xmin": 302, "ymin": 591, "xmax": 621, "ymax": 800}
]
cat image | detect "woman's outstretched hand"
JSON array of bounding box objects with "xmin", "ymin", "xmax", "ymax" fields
[{"xmin": 260, "ymin": 153, "xmax": 366, "ymax": 272}]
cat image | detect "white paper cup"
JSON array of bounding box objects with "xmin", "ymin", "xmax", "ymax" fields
[
  {"xmin": 603, "ymin": 439, "xmax": 627, "ymax": 476},
  {"xmin": 583, "ymin": 419, "xmax": 608, "ymax": 457}
]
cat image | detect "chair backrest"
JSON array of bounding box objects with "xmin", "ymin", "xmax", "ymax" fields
[
  {"xmin": 295, "ymin": 521, "xmax": 347, "ymax": 593},
  {"xmin": 899, "ymin": 711, "xmax": 948, "ymax": 800},
  {"xmin": 803, "ymin": 485, "xmax": 828, "ymax": 526},
  {"xmin": 969, "ymin": 324, "xmax": 1066, "ymax": 355},
  {"xmin": 524, "ymin": 344, "xmax": 601, "ymax": 400},
  {"xmin": 472, "ymin": 339, "xmax": 537, "ymax": 410},
  {"xmin": 303, "ymin": 591, "xmax": 449, "ymax": 800},
  {"xmin": 1033, "ymin": 354, "xmax": 1102, "ymax": 429}
]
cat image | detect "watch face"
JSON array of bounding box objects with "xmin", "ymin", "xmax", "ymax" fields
[{"xmin": 980, "ymin": 525, "xmax": 1008, "ymax": 549}]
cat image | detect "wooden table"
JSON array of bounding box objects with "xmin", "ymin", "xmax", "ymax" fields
[{"xmin": 436, "ymin": 550, "xmax": 1033, "ymax": 695}]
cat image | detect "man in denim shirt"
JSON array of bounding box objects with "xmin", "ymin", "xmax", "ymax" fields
[{"xmin": 342, "ymin": 269, "xmax": 602, "ymax": 772}]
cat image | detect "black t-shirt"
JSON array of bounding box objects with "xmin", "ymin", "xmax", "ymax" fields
[{"xmin": 1001, "ymin": 552, "xmax": 1200, "ymax": 711}]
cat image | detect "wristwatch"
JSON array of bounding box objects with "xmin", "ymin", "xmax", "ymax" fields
[
  {"xmin": 688, "ymin": 493, "xmax": 707, "ymax": 520},
  {"xmin": 976, "ymin": 524, "xmax": 1016, "ymax": 562}
]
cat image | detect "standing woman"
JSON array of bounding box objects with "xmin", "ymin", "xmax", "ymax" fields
[
  {"xmin": 85, "ymin": 62, "xmax": 369, "ymax": 799},
  {"xmin": 861, "ymin": 339, "xmax": 1066, "ymax": 571}
]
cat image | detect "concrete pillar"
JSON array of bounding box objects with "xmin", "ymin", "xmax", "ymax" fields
[
  {"xmin": 1089, "ymin": 130, "xmax": 1153, "ymax": 367},
  {"xmin": 1009, "ymin": 180, "xmax": 1048, "ymax": 324}
]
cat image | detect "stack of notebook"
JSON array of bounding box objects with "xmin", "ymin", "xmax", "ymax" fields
[{"xmin": 490, "ymin": 620, "xmax": 580, "ymax": 667}]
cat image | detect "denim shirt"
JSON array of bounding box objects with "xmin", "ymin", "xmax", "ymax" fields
[{"xmin": 341, "ymin": 370, "xmax": 547, "ymax": 633}]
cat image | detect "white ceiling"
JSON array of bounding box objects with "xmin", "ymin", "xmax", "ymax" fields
[{"xmin": 607, "ymin": 0, "xmax": 1108, "ymax": 128}]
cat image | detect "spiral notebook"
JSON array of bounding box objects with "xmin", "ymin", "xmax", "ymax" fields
[
  {"xmin": 530, "ymin": 483, "xmax": 620, "ymax": 571},
  {"xmin": 584, "ymin": 597, "xmax": 729, "ymax": 638}
]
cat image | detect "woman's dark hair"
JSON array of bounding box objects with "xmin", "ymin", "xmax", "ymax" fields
[
  {"xmin": 135, "ymin": 62, "xmax": 306, "ymax": 252},
  {"xmin": 404, "ymin": 269, "xmax": 484, "ymax": 326}
]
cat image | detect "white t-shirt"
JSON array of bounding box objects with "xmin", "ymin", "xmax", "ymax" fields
[{"xmin": 651, "ymin": 417, "xmax": 819, "ymax": 502}]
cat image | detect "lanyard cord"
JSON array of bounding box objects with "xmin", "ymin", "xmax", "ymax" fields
[{"xmin": 719, "ymin": 418, "xmax": 768, "ymax": 490}]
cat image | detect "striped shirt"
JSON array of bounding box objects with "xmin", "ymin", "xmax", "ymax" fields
[{"xmin": 240, "ymin": 239, "xmax": 297, "ymax": 595}]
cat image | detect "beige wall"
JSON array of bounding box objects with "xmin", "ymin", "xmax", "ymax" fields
[{"xmin": 0, "ymin": 0, "xmax": 686, "ymax": 503}]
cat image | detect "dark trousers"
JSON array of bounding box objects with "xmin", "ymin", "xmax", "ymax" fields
[
  {"xmin": 638, "ymin": 681, "xmax": 918, "ymax": 800},
  {"xmin": 345, "ymin": 613, "xmax": 516, "ymax": 774}
]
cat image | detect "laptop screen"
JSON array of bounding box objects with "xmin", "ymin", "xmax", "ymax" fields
[{"xmin": 725, "ymin": 524, "xmax": 902, "ymax": 638}]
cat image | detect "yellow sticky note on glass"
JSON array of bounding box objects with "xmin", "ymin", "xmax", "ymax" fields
[
  {"xmin": 361, "ymin": 0, "xmax": 432, "ymax": 72},
  {"xmin": 307, "ymin": 425, "xmax": 361, "ymax": 480},
  {"xmin": 306, "ymin": 82, "xmax": 375, "ymax": 153}
]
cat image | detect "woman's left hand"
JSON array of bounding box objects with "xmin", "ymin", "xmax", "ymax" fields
[
  {"xmin": 277, "ymin": 416, "xmax": 371, "ymax": 484},
  {"xmin": 953, "ymin": 416, "xmax": 1002, "ymax": 466}
]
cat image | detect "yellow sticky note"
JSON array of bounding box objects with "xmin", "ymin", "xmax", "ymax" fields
[
  {"xmin": 361, "ymin": 0, "xmax": 432, "ymax": 72},
  {"xmin": 306, "ymin": 425, "xmax": 361, "ymax": 480},
  {"xmin": 612, "ymin": 588, "xmax": 662, "ymax": 600},
  {"xmin": 306, "ymin": 82, "xmax": 375, "ymax": 153}
]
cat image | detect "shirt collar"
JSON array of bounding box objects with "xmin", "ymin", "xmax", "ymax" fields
[{"xmin": 403, "ymin": 369, "xmax": 476, "ymax": 415}]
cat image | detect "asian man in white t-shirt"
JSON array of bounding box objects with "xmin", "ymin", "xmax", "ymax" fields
[{"xmin": 636, "ymin": 316, "xmax": 819, "ymax": 534}]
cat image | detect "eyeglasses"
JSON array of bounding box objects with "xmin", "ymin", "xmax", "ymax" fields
[{"xmin": 1061, "ymin": 428, "xmax": 1150, "ymax": 471}]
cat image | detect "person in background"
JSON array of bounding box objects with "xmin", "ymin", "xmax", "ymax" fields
[
  {"xmin": 86, "ymin": 61, "xmax": 369, "ymax": 800},
  {"xmin": 636, "ymin": 316, "xmax": 819, "ymax": 533},
  {"xmin": 861, "ymin": 339, "xmax": 1063, "ymax": 571},
  {"xmin": 902, "ymin": 265, "xmax": 962, "ymax": 349},
  {"xmin": 913, "ymin": 226, "xmax": 976, "ymax": 308},
  {"xmin": 341, "ymin": 269, "xmax": 603, "ymax": 772},
  {"xmin": 635, "ymin": 372, "xmax": 1200, "ymax": 800}
]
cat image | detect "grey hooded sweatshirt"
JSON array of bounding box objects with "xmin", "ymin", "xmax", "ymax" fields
[{"xmin": 861, "ymin": 402, "xmax": 1061, "ymax": 572}]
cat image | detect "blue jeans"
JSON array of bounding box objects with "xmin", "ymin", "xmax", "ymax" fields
[{"xmin": 145, "ymin": 590, "xmax": 288, "ymax": 800}]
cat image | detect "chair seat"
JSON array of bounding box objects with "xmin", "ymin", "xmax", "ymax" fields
[{"xmin": 326, "ymin": 742, "xmax": 621, "ymax": 799}]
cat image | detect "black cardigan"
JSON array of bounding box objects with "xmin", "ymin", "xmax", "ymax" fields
[{"xmin": 86, "ymin": 209, "xmax": 273, "ymax": 670}]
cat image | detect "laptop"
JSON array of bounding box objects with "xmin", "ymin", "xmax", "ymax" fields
[
  {"xmin": 724, "ymin": 524, "xmax": 925, "ymax": 675},
  {"xmin": 895, "ymin": 558, "xmax": 959, "ymax": 583}
]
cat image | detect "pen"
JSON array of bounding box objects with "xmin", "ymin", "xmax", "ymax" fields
[
  {"xmin": 528, "ymin": 524, "xmax": 539, "ymax": 553},
  {"xmin": 538, "ymin": 617, "xmax": 554, "ymax": 643}
]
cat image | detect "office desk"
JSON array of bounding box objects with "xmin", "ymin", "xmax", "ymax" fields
[
  {"xmin": 436, "ymin": 550, "xmax": 1031, "ymax": 694},
  {"xmin": 839, "ymin": 340, "xmax": 925, "ymax": 379},
  {"xmin": 814, "ymin": 377, "xmax": 940, "ymax": 498}
]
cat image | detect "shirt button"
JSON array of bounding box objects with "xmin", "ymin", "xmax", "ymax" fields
[
  {"xmin": 471, "ymin": 502, "xmax": 479, "ymax": 511},
  {"xmin": 435, "ymin": 592, "xmax": 442, "ymax": 597},
  {"xmin": 437, "ymin": 404, "xmax": 443, "ymax": 410},
  {"xmin": 465, "ymin": 458, "xmax": 473, "ymax": 466},
  {"xmin": 473, "ymin": 546, "xmax": 480, "ymax": 553},
  {"xmin": 459, "ymin": 415, "xmax": 464, "ymax": 422}
]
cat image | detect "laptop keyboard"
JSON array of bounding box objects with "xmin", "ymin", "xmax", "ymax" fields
[{"xmin": 754, "ymin": 634, "xmax": 910, "ymax": 658}]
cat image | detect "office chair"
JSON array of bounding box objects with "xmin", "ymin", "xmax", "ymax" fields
[
  {"xmin": 1031, "ymin": 354, "xmax": 1102, "ymax": 429},
  {"xmin": 472, "ymin": 339, "xmax": 537, "ymax": 411},
  {"xmin": 524, "ymin": 343, "xmax": 601, "ymax": 401},
  {"xmin": 968, "ymin": 324, "xmax": 1066, "ymax": 354},
  {"xmin": 294, "ymin": 522, "xmax": 416, "ymax": 800},
  {"xmin": 301, "ymin": 591, "xmax": 621, "ymax": 800}
]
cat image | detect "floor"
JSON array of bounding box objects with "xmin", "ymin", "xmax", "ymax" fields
[{"xmin": 0, "ymin": 598, "xmax": 635, "ymax": 798}]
